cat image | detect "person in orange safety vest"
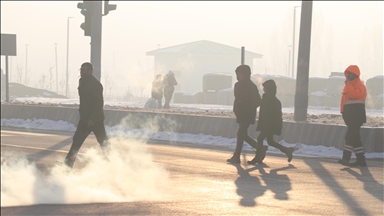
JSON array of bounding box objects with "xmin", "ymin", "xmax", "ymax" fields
[{"xmin": 338, "ymin": 65, "xmax": 367, "ymax": 167}]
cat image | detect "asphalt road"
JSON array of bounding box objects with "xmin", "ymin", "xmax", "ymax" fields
[{"xmin": 1, "ymin": 127, "xmax": 383, "ymax": 215}]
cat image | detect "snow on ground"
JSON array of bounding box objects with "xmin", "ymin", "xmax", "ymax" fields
[
  {"xmin": 1, "ymin": 97, "xmax": 383, "ymax": 159},
  {"xmin": 9, "ymin": 97, "xmax": 384, "ymax": 117},
  {"xmin": 1, "ymin": 117, "xmax": 383, "ymax": 159}
]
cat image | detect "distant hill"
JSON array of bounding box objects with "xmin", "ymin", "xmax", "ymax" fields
[{"xmin": 2, "ymin": 83, "xmax": 67, "ymax": 99}]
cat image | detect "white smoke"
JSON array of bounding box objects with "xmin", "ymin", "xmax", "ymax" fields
[{"xmin": 1, "ymin": 129, "xmax": 170, "ymax": 207}]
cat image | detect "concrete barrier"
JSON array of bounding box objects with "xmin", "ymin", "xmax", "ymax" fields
[{"xmin": 1, "ymin": 104, "xmax": 383, "ymax": 153}]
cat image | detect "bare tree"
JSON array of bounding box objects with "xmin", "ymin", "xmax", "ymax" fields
[
  {"xmin": 59, "ymin": 79, "xmax": 65, "ymax": 95},
  {"xmin": 25, "ymin": 71, "xmax": 31, "ymax": 87},
  {"xmin": 103, "ymin": 72, "xmax": 114, "ymax": 97},
  {"xmin": 124, "ymin": 86, "xmax": 133, "ymax": 100},
  {"xmin": 107, "ymin": 80, "xmax": 114, "ymax": 97},
  {"xmin": 134, "ymin": 73, "xmax": 148, "ymax": 98},
  {"xmin": 48, "ymin": 66, "xmax": 54, "ymax": 91},
  {"xmin": 38, "ymin": 74, "xmax": 46, "ymax": 89},
  {"xmin": 15, "ymin": 61, "xmax": 23, "ymax": 84}
]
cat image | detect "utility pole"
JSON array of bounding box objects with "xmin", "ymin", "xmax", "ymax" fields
[
  {"xmin": 292, "ymin": 6, "xmax": 301, "ymax": 78},
  {"xmin": 294, "ymin": 1, "xmax": 313, "ymax": 122},
  {"xmin": 288, "ymin": 45, "xmax": 291, "ymax": 76}
]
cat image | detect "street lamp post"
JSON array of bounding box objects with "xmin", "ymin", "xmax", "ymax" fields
[
  {"xmin": 66, "ymin": 17, "xmax": 74, "ymax": 97},
  {"xmin": 288, "ymin": 45, "xmax": 292, "ymax": 76},
  {"xmin": 55, "ymin": 43, "xmax": 58, "ymax": 92},
  {"xmin": 25, "ymin": 44, "xmax": 28, "ymax": 85},
  {"xmin": 292, "ymin": 5, "xmax": 301, "ymax": 78}
]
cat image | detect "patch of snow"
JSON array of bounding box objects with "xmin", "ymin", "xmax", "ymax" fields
[
  {"xmin": 1, "ymin": 118, "xmax": 382, "ymax": 159},
  {"xmin": 310, "ymin": 91, "xmax": 327, "ymax": 97}
]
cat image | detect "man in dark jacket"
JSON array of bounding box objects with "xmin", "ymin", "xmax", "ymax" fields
[
  {"xmin": 338, "ymin": 65, "xmax": 367, "ymax": 167},
  {"xmin": 248, "ymin": 79, "xmax": 294, "ymax": 164},
  {"xmin": 227, "ymin": 65, "xmax": 262, "ymax": 164},
  {"xmin": 62, "ymin": 62, "xmax": 110, "ymax": 168},
  {"xmin": 151, "ymin": 74, "xmax": 164, "ymax": 109},
  {"xmin": 163, "ymin": 71, "xmax": 178, "ymax": 109}
]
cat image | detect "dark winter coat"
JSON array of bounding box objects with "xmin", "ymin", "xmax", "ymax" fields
[
  {"xmin": 256, "ymin": 79, "xmax": 282, "ymax": 135},
  {"xmin": 233, "ymin": 71, "xmax": 261, "ymax": 124},
  {"xmin": 78, "ymin": 74, "xmax": 105, "ymax": 123},
  {"xmin": 151, "ymin": 78, "xmax": 164, "ymax": 99},
  {"xmin": 163, "ymin": 74, "xmax": 177, "ymax": 97}
]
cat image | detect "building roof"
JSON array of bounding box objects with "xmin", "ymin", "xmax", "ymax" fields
[{"xmin": 146, "ymin": 40, "xmax": 263, "ymax": 58}]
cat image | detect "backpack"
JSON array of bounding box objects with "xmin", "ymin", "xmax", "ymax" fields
[{"xmin": 144, "ymin": 97, "xmax": 158, "ymax": 109}]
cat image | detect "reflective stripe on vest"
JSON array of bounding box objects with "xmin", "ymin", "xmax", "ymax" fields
[{"xmin": 344, "ymin": 100, "xmax": 365, "ymax": 105}]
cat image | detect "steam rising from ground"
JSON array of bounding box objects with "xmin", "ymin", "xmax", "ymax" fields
[{"xmin": 1, "ymin": 119, "xmax": 171, "ymax": 207}]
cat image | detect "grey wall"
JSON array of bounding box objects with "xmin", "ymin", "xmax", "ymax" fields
[{"xmin": 1, "ymin": 104, "xmax": 383, "ymax": 153}]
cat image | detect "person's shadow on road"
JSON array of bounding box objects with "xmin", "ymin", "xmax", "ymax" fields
[
  {"xmin": 230, "ymin": 156, "xmax": 296, "ymax": 207},
  {"xmin": 232, "ymin": 163, "xmax": 267, "ymax": 207},
  {"xmin": 257, "ymin": 164, "xmax": 296, "ymax": 200},
  {"xmin": 341, "ymin": 167, "xmax": 384, "ymax": 202}
]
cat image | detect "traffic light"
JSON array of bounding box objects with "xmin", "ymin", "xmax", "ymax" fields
[
  {"xmin": 77, "ymin": 1, "xmax": 94, "ymax": 36},
  {"xmin": 104, "ymin": 0, "xmax": 116, "ymax": 16}
]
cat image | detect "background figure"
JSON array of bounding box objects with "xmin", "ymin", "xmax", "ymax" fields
[
  {"xmin": 151, "ymin": 74, "xmax": 164, "ymax": 109},
  {"xmin": 227, "ymin": 65, "xmax": 261, "ymax": 164},
  {"xmin": 338, "ymin": 65, "xmax": 367, "ymax": 167},
  {"xmin": 163, "ymin": 70, "xmax": 178, "ymax": 109},
  {"xmin": 63, "ymin": 62, "xmax": 110, "ymax": 168},
  {"xmin": 251, "ymin": 79, "xmax": 294, "ymax": 164}
]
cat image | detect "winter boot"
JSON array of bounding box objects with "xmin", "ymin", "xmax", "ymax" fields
[
  {"xmin": 247, "ymin": 145, "xmax": 268, "ymax": 164},
  {"xmin": 337, "ymin": 150, "xmax": 352, "ymax": 166},
  {"xmin": 285, "ymin": 147, "xmax": 294, "ymax": 162},
  {"xmin": 349, "ymin": 154, "xmax": 367, "ymax": 167},
  {"xmin": 227, "ymin": 154, "xmax": 241, "ymax": 163}
]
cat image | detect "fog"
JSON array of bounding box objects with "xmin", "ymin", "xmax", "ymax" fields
[{"xmin": 1, "ymin": 1, "xmax": 382, "ymax": 98}]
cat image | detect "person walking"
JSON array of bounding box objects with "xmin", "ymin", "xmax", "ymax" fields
[
  {"xmin": 61, "ymin": 62, "xmax": 110, "ymax": 168},
  {"xmin": 163, "ymin": 70, "xmax": 178, "ymax": 109},
  {"xmin": 248, "ymin": 79, "xmax": 294, "ymax": 164},
  {"xmin": 227, "ymin": 65, "xmax": 262, "ymax": 164},
  {"xmin": 338, "ymin": 65, "xmax": 367, "ymax": 167},
  {"xmin": 151, "ymin": 74, "xmax": 164, "ymax": 109}
]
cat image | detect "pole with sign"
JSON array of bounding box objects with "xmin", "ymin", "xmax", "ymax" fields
[{"xmin": 1, "ymin": 34, "xmax": 17, "ymax": 102}]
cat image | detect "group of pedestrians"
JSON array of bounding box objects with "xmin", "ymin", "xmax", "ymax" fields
[
  {"xmin": 60, "ymin": 62, "xmax": 368, "ymax": 169},
  {"xmin": 151, "ymin": 71, "xmax": 178, "ymax": 109},
  {"xmin": 227, "ymin": 65, "xmax": 294, "ymax": 165},
  {"xmin": 228, "ymin": 64, "xmax": 367, "ymax": 167}
]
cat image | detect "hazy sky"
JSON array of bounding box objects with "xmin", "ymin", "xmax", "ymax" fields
[{"xmin": 1, "ymin": 1, "xmax": 383, "ymax": 97}]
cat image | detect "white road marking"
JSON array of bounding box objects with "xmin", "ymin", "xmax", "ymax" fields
[
  {"xmin": 0, "ymin": 143, "xmax": 83, "ymax": 155},
  {"xmin": 1, "ymin": 130, "xmax": 59, "ymax": 137}
]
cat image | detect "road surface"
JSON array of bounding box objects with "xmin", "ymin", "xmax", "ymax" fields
[{"xmin": 1, "ymin": 127, "xmax": 383, "ymax": 215}]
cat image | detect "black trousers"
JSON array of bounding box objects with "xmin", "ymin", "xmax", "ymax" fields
[
  {"xmin": 234, "ymin": 123, "xmax": 258, "ymax": 156},
  {"xmin": 344, "ymin": 124, "xmax": 364, "ymax": 155},
  {"xmin": 65, "ymin": 119, "xmax": 110, "ymax": 168},
  {"xmin": 164, "ymin": 92, "xmax": 173, "ymax": 109},
  {"xmin": 257, "ymin": 130, "xmax": 287, "ymax": 153},
  {"xmin": 156, "ymin": 98, "xmax": 162, "ymax": 109}
]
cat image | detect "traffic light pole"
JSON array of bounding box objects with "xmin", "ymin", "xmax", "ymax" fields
[
  {"xmin": 90, "ymin": 1, "xmax": 102, "ymax": 81},
  {"xmin": 78, "ymin": 0, "xmax": 116, "ymax": 81}
]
